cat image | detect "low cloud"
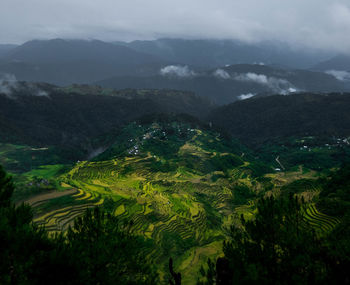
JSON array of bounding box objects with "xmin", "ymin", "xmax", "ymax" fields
[
  {"xmin": 234, "ymin": 72, "xmax": 297, "ymax": 94},
  {"xmin": 325, "ymin": 70, "xmax": 350, "ymax": 81},
  {"xmin": 160, "ymin": 65, "xmax": 196, "ymax": 78},
  {"xmin": 0, "ymin": 74, "xmax": 49, "ymax": 99},
  {"xmin": 235, "ymin": 72, "xmax": 269, "ymax": 84},
  {"xmin": 238, "ymin": 93, "xmax": 255, "ymax": 100},
  {"xmin": 213, "ymin": 69, "xmax": 231, "ymax": 79},
  {"xmin": 0, "ymin": 74, "xmax": 18, "ymax": 97}
]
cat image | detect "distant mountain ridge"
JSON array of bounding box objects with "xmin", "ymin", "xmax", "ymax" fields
[
  {"xmin": 0, "ymin": 38, "xmax": 348, "ymax": 104},
  {"xmin": 0, "ymin": 44, "xmax": 18, "ymax": 58},
  {"xmin": 0, "ymin": 39, "xmax": 167, "ymax": 85},
  {"xmin": 313, "ymin": 54, "xmax": 350, "ymax": 72},
  {"xmin": 116, "ymin": 38, "xmax": 333, "ymax": 69},
  {"xmin": 0, "ymin": 83, "xmax": 212, "ymax": 149},
  {"xmin": 208, "ymin": 93, "xmax": 350, "ymax": 143},
  {"xmin": 96, "ymin": 64, "xmax": 346, "ymax": 104}
]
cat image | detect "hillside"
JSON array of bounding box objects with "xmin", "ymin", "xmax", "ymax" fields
[
  {"xmin": 208, "ymin": 93, "xmax": 350, "ymax": 142},
  {"xmin": 0, "ymin": 39, "xmax": 166, "ymax": 85},
  {"xmin": 314, "ymin": 54, "xmax": 350, "ymax": 72},
  {"xmin": 1, "ymin": 119, "xmax": 311, "ymax": 282},
  {"xmin": 1, "ymin": 86, "xmax": 350, "ymax": 283},
  {"xmin": 0, "ymin": 44, "xmax": 17, "ymax": 58},
  {"xmin": 0, "ymin": 83, "xmax": 212, "ymax": 153},
  {"xmin": 117, "ymin": 38, "xmax": 331, "ymax": 69},
  {"xmin": 4, "ymin": 116, "xmax": 347, "ymax": 283},
  {"xmin": 97, "ymin": 64, "xmax": 346, "ymax": 104}
]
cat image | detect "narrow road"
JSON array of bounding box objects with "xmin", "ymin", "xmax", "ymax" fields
[{"xmin": 275, "ymin": 155, "xmax": 285, "ymax": 170}]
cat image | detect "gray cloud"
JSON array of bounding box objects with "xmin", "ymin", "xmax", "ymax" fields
[
  {"xmin": 1, "ymin": 1, "xmax": 350, "ymax": 53},
  {"xmin": 326, "ymin": 70, "xmax": 350, "ymax": 81},
  {"xmin": 160, "ymin": 65, "xmax": 196, "ymax": 77},
  {"xmin": 0, "ymin": 74, "xmax": 17, "ymax": 97},
  {"xmin": 213, "ymin": 69, "xmax": 231, "ymax": 79},
  {"xmin": 0, "ymin": 74, "xmax": 49, "ymax": 98},
  {"xmin": 238, "ymin": 93, "xmax": 256, "ymax": 100},
  {"xmin": 234, "ymin": 72, "xmax": 299, "ymax": 95}
]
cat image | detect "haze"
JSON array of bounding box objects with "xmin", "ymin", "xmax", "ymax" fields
[{"xmin": 1, "ymin": 0, "xmax": 350, "ymax": 54}]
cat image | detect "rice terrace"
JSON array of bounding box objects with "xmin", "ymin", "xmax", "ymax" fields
[
  {"xmin": 3, "ymin": 118, "xmax": 347, "ymax": 284},
  {"xmin": 1, "ymin": 1, "xmax": 350, "ymax": 282}
]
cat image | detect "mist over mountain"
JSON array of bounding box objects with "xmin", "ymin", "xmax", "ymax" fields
[
  {"xmin": 0, "ymin": 39, "xmax": 167, "ymax": 85},
  {"xmin": 314, "ymin": 54, "xmax": 350, "ymax": 73},
  {"xmin": 0, "ymin": 38, "xmax": 347, "ymax": 103},
  {"xmin": 0, "ymin": 82, "xmax": 212, "ymax": 149},
  {"xmin": 0, "ymin": 44, "xmax": 17, "ymax": 58},
  {"xmin": 312, "ymin": 55, "xmax": 350, "ymax": 91},
  {"xmin": 116, "ymin": 38, "xmax": 332, "ymax": 69},
  {"xmin": 97, "ymin": 64, "xmax": 347, "ymax": 104},
  {"xmin": 1, "ymin": 80, "xmax": 349, "ymax": 149},
  {"xmin": 2, "ymin": 2, "xmax": 350, "ymax": 284}
]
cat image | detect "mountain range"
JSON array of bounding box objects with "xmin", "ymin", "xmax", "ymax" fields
[
  {"xmin": 208, "ymin": 92, "xmax": 350, "ymax": 143},
  {"xmin": 0, "ymin": 38, "xmax": 349, "ymax": 104},
  {"xmin": 0, "ymin": 83, "xmax": 211, "ymax": 149},
  {"xmin": 1, "ymin": 82, "xmax": 350, "ymax": 151},
  {"xmin": 0, "ymin": 39, "xmax": 166, "ymax": 85},
  {"xmin": 115, "ymin": 38, "xmax": 332, "ymax": 69},
  {"xmin": 97, "ymin": 64, "xmax": 347, "ymax": 104}
]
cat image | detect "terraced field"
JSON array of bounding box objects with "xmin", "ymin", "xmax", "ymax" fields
[
  {"xmin": 30, "ymin": 124, "xmax": 257, "ymax": 283},
  {"xmin": 60, "ymin": 158, "xmax": 234, "ymax": 280},
  {"xmin": 12, "ymin": 122, "xmax": 342, "ymax": 284},
  {"xmin": 303, "ymin": 204, "xmax": 340, "ymax": 234},
  {"xmin": 32, "ymin": 187, "xmax": 104, "ymax": 232}
]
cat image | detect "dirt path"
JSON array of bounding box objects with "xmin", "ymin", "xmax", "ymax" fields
[{"xmin": 275, "ymin": 156, "xmax": 285, "ymax": 170}]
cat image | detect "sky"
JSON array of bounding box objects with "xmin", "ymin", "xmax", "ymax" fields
[{"xmin": 1, "ymin": 0, "xmax": 350, "ymax": 53}]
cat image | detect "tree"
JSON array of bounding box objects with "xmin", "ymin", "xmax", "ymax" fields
[
  {"xmin": 66, "ymin": 207, "xmax": 158, "ymax": 284},
  {"xmin": 0, "ymin": 165, "xmax": 78, "ymax": 284},
  {"xmin": 0, "ymin": 165, "xmax": 158, "ymax": 284},
  {"xmin": 169, "ymin": 257, "xmax": 181, "ymax": 285},
  {"xmin": 200, "ymin": 195, "xmax": 337, "ymax": 285},
  {"xmin": 0, "ymin": 165, "xmax": 14, "ymax": 207}
]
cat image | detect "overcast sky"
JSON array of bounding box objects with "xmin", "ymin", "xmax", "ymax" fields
[{"xmin": 1, "ymin": 0, "xmax": 350, "ymax": 53}]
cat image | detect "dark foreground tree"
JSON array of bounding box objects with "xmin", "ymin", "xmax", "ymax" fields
[
  {"xmin": 169, "ymin": 257, "xmax": 181, "ymax": 285},
  {"xmin": 0, "ymin": 165, "xmax": 74, "ymax": 284},
  {"xmin": 0, "ymin": 165, "xmax": 158, "ymax": 284},
  {"xmin": 66, "ymin": 207, "xmax": 158, "ymax": 284},
  {"xmin": 199, "ymin": 194, "xmax": 350, "ymax": 285}
]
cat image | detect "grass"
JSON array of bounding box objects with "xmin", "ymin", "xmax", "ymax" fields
[{"xmin": 24, "ymin": 164, "xmax": 69, "ymax": 180}]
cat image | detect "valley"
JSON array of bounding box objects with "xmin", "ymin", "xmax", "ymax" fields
[
  {"xmin": 2, "ymin": 3, "xmax": 350, "ymax": 284},
  {"xmin": 3, "ymin": 115, "xmax": 348, "ymax": 283},
  {"xmin": 1, "ymin": 61, "xmax": 350, "ymax": 284}
]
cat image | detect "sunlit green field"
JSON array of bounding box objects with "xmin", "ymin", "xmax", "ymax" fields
[{"xmin": 6, "ymin": 122, "xmax": 341, "ymax": 284}]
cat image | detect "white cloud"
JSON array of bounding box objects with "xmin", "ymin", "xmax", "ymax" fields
[
  {"xmin": 0, "ymin": 74, "xmax": 18, "ymax": 97},
  {"xmin": 234, "ymin": 72, "xmax": 298, "ymax": 94},
  {"xmin": 325, "ymin": 70, "xmax": 350, "ymax": 81},
  {"xmin": 234, "ymin": 73, "xmax": 268, "ymax": 84},
  {"xmin": 238, "ymin": 93, "xmax": 255, "ymax": 100},
  {"xmin": 0, "ymin": 73, "xmax": 49, "ymax": 98},
  {"xmin": 213, "ymin": 69, "xmax": 230, "ymax": 79},
  {"xmin": 160, "ymin": 65, "xmax": 196, "ymax": 77}
]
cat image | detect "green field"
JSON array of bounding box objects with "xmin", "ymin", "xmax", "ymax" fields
[{"xmin": 6, "ymin": 122, "xmax": 342, "ymax": 284}]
